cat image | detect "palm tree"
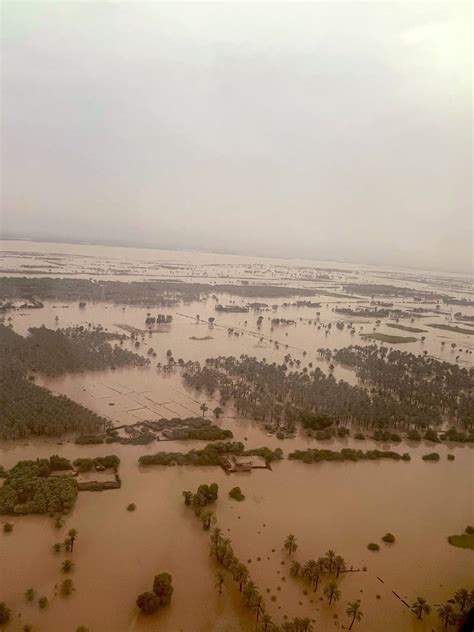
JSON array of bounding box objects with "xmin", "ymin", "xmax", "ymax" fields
[
  {"xmin": 411, "ymin": 597, "xmax": 431, "ymax": 620},
  {"xmin": 437, "ymin": 604, "xmax": 457, "ymax": 629},
  {"xmin": 60, "ymin": 579, "xmax": 75, "ymax": 596},
  {"xmin": 334, "ymin": 555, "xmax": 346, "ymax": 578},
  {"xmin": 200, "ymin": 402, "xmax": 209, "ymax": 417},
  {"xmin": 302, "ymin": 559, "xmax": 319, "ymax": 592},
  {"xmin": 234, "ymin": 563, "xmax": 249, "ymax": 592},
  {"xmin": 61, "ymin": 560, "xmax": 75, "ymax": 573},
  {"xmin": 290, "ymin": 560, "xmax": 301, "ymax": 577},
  {"xmin": 347, "ymin": 600, "xmax": 363, "ymax": 630},
  {"xmin": 260, "ymin": 613, "xmax": 273, "ymax": 631},
  {"xmin": 243, "ymin": 581, "xmax": 257, "ymax": 607},
  {"xmin": 210, "ymin": 526, "xmax": 222, "ymax": 550},
  {"xmin": 24, "ymin": 588, "xmax": 36, "ymax": 602},
  {"xmin": 67, "ymin": 528, "xmax": 78, "ymax": 552},
  {"xmin": 324, "ymin": 581, "xmax": 341, "ymax": 606},
  {"xmin": 199, "ymin": 510, "xmax": 214, "ymax": 531},
  {"xmin": 325, "ymin": 549, "xmax": 336, "ymax": 574},
  {"xmin": 0, "ymin": 602, "xmax": 11, "ymax": 625},
  {"xmin": 182, "ymin": 490, "xmax": 193, "ymax": 506},
  {"xmin": 284, "ymin": 534, "xmax": 298, "ymax": 556},
  {"xmin": 215, "ymin": 571, "xmax": 224, "ymax": 594},
  {"xmin": 253, "ymin": 593, "xmax": 264, "ymax": 623},
  {"xmin": 300, "ymin": 618, "xmax": 313, "ymax": 632},
  {"xmin": 454, "ymin": 588, "xmax": 469, "ymax": 612}
]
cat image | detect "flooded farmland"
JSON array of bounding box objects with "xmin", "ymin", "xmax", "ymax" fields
[{"xmin": 0, "ymin": 241, "xmax": 473, "ymax": 632}]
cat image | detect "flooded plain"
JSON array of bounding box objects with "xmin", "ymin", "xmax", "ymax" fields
[{"xmin": 1, "ymin": 241, "xmax": 473, "ymax": 632}]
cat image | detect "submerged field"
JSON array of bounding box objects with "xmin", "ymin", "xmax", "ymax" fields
[{"xmin": 0, "ymin": 241, "xmax": 473, "ymax": 632}]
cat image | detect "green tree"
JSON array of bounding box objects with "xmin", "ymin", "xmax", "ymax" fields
[
  {"xmin": 253, "ymin": 593, "xmax": 264, "ymax": 622},
  {"xmin": 347, "ymin": 600, "xmax": 363, "ymax": 630},
  {"xmin": 153, "ymin": 572, "xmax": 173, "ymax": 606},
  {"xmin": 24, "ymin": 588, "xmax": 36, "ymax": 602},
  {"xmin": 213, "ymin": 407, "xmax": 223, "ymax": 419},
  {"xmin": 67, "ymin": 528, "xmax": 78, "ymax": 552},
  {"xmin": 200, "ymin": 510, "xmax": 214, "ymax": 531},
  {"xmin": 182, "ymin": 490, "xmax": 193, "ymax": 506},
  {"xmin": 215, "ymin": 571, "xmax": 225, "ymax": 594},
  {"xmin": 243, "ymin": 581, "xmax": 257, "ymax": 607},
  {"xmin": 437, "ymin": 604, "xmax": 457, "ymax": 629},
  {"xmin": 324, "ymin": 581, "xmax": 341, "ymax": 605},
  {"xmin": 325, "ymin": 549, "xmax": 336, "ymax": 574},
  {"xmin": 136, "ymin": 591, "xmax": 159, "ymax": 615},
  {"xmin": 260, "ymin": 613, "xmax": 273, "ymax": 631},
  {"xmin": 454, "ymin": 588, "xmax": 470, "ymax": 613},
  {"xmin": 233, "ymin": 563, "xmax": 249, "ymax": 592},
  {"xmin": 60, "ymin": 579, "xmax": 75, "ymax": 596},
  {"xmin": 411, "ymin": 597, "xmax": 431, "ymax": 620},
  {"xmin": 62, "ymin": 559, "xmax": 75, "ymax": 573},
  {"xmin": 284, "ymin": 534, "xmax": 298, "ymax": 556},
  {"xmin": 200, "ymin": 403, "xmax": 209, "ymax": 417},
  {"xmin": 0, "ymin": 602, "xmax": 11, "ymax": 625}
]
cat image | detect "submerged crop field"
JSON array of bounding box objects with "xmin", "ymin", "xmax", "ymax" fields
[{"xmin": 0, "ymin": 241, "xmax": 472, "ymax": 632}]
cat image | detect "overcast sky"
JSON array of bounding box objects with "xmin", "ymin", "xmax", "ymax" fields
[{"xmin": 1, "ymin": 2, "xmax": 472, "ymax": 272}]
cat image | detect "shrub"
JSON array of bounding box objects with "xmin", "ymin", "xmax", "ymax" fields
[
  {"xmin": 24, "ymin": 588, "xmax": 35, "ymax": 602},
  {"xmin": 354, "ymin": 432, "xmax": 366, "ymax": 440},
  {"xmin": 0, "ymin": 603, "xmax": 12, "ymax": 626},
  {"xmin": 229, "ymin": 487, "xmax": 245, "ymax": 501},
  {"xmin": 3, "ymin": 522, "xmax": 13, "ymax": 533},
  {"xmin": 422, "ymin": 452, "xmax": 440, "ymax": 461},
  {"xmin": 407, "ymin": 430, "xmax": 422, "ymax": 441},
  {"xmin": 424, "ymin": 429, "xmax": 440, "ymax": 443},
  {"xmin": 447, "ymin": 454, "xmax": 455, "ymax": 461},
  {"xmin": 127, "ymin": 503, "xmax": 136, "ymax": 512},
  {"xmin": 153, "ymin": 572, "xmax": 173, "ymax": 606},
  {"xmin": 381, "ymin": 533, "xmax": 395, "ymax": 543},
  {"xmin": 60, "ymin": 579, "xmax": 74, "ymax": 596},
  {"xmin": 465, "ymin": 526, "xmax": 474, "ymax": 534},
  {"xmin": 136, "ymin": 591, "xmax": 159, "ymax": 615},
  {"xmin": 38, "ymin": 596, "xmax": 48, "ymax": 609},
  {"xmin": 367, "ymin": 543, "xmax": 380, "ymax": 551}
]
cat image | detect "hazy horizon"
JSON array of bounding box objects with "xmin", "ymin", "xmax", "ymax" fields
[{"xmin": 1, "ymin": 2, "xmax": 472, "ymax": 274}]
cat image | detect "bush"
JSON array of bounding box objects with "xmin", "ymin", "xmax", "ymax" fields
[
  {"xmin": 38, "ymin": 596, "xmax": 48, "ymax": 609},
  {"xmin": 24, "ymin": 589, "xmax": 35, "ymax": 602},
  {"xmin": 422, "ymin": 452, "xmax": 440, "ymax": 461},
  {"xmin": 3, "ymin": 522, "xmax": 13, "ymax": 533},
  {"xmin": 60, "ymin": 579, "xmax": 74, "ymax": 596},
  {"xmin": 127, "ymin": 503, "xmax": 136, "ymax": 512},
  {"xmin": 465, "ymin": 526, "xmax": 474, "ymax": 534},
  {"xmin": 424, "ymin": 429, "xmax": 440, "ymax": 443},
  {"xmin": 407, "ymin": 430, "xmax": 422, "ymax": 441},
  {"xmin": 136, "ymin": 591, "xmax": 159, "ymax": 615},
  {"xmin": 381, "ymin": 533, "xmax": 395, "ymax": 543},
  {"xmin": 367, "ymin": 543, "xmax": 380, "ymax": 551},
  {"xmin": 354, "ymin": 432, "xmax": 366, "ymax": 440},
  {"xmin": 229, "ymin": 487, "xmax": 245, "ymax": 501},
  {"xmin": 0, "ymin": 603, "xmax": 11, "ymax": 626},
  {"xmin": 447, "ymin": 454, "xmax": 455, "ymax": 461}
]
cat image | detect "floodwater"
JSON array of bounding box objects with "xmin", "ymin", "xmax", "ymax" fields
[
  {"xmin": 1, "ymin": 241, "xmax": 473, "ymax": 632},
  {"xmin": 1, "ymin": 422, "xmax": 472, "ymax": 632}
]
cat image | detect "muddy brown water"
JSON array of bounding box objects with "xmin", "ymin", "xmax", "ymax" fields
[{"xmin": 1, "ymin": 363, "xmax": 473, "ymax": 632}]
